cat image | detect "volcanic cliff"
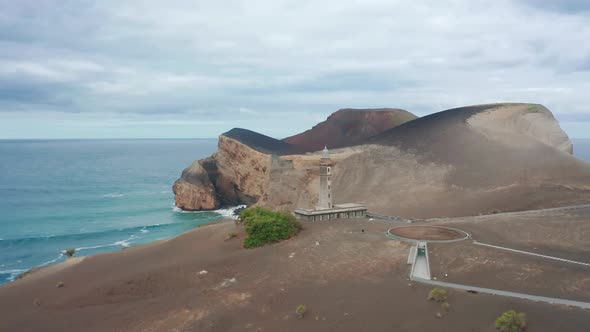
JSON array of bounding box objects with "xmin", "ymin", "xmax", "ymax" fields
[
  {"xmin": 173, "ymin": 103, "xmax": 590, "ymax": 218},
  {"xmin": 173, "ymin": 108, "xmax": 415, "ymax": 210}
]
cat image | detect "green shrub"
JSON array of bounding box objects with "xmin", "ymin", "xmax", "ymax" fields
[
  {"xmin": 440, "ymin": 301, "xmax": 450, "ymax": 312},
  {"xmin": 427, "ymin": 287, "xmax": 448, "ymax": 303},
  {"xmin": 296, "ymin": 304, "xmax": 306, "ymax": 318},
  {"xmin": 495, "ymin": 310, "xmax": 527, "ymax": 332},
  {"xmin": 239, "ymin": 207, "xmax": 302, "ymax": 248},
  {"xmin": 64, "ymin": 248, "xmax": 76, "ymax": 258}
]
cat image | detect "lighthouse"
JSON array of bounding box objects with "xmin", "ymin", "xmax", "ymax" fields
[
  {"xmin": 294, "ymin": 146, "xmax": 367, "ymax": 221},
  {"xmin": 318, "ymin": 146, "xmax": 333, "ymax": 209}
]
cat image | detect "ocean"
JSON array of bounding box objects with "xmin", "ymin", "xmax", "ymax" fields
[
  {"xmin": 574, "ymin": 139, "xmax": 590, "ymax": 161},
  {"xmin": 0, "ymin": 138, "xmax": 589, "ymax": 285},
  {"xmin": 0, "ymin": 139, "xmax": 233, "ymax": 285}
]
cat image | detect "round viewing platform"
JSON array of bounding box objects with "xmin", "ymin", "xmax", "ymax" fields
[{"xmin": 386, "ymin": 225, "xmax": 470, "ymax": 243}]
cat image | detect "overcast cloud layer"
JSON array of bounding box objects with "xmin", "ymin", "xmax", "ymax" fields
[{"xmin": 0, "ymin": 0, "xmax": 589, "ymax": 138}]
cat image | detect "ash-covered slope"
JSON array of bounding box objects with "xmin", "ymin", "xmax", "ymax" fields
[
  {"xmin": 333, "ymin": 103, "xmax": 589, "ymax": 217},
  {"xmin": 284, "ymin": 108, "xmax": 416, "ymax": 152},
  {"xmin": 224, "ymin": 128, "xmax": 296, "ymax": 154}
]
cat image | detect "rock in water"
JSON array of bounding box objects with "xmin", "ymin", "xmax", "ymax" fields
[{"xmin": 173, "ymin": 159, "xmax": 219, "ymax": 210}]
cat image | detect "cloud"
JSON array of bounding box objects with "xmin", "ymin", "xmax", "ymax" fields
[
  {"xmin": 517, "ymin": 0, "xmax": 590, "ymax": 13},
  {"xmin": 0, "ymin": 0, "xmax": 589, "ymax": 138}
]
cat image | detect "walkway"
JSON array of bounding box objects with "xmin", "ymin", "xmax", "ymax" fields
[
  {"xmin": 412, "ymin": 254, "xmax": 430, "ymax": 280},
  {"xmin": 411, "ymin": 277, "xmax": 590, "ymax": 310},
  {"xmin": 473, "ymin": 241, "xmax": 590, "ymax": 267},
  {"xmin": 402, "ymin": 230, "xmax": 590, "ymax": 310},
  {"xmin": 371, "ymin": 203, "xmax": 590, "ymax": 222}
]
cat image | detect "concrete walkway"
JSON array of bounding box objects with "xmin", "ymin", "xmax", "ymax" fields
[
  {"xmin": 402, "ymin": 237, "xmax": 590, "ymax": 310},
  {"xmin": 412, "ymin": 254, "xmax": 430, "ymax": 280},
  {"xmin": 473, "ymin": 241, "xmax": 590, "ymax": 267},
  {"xmin": 411, "ymin": 277, "xmax": 590, "ymax": 310}
]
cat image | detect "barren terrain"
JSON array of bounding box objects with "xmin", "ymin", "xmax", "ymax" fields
[{"xmin": 1, "ymin": 215, "xmax": 589, "ymax": 331}]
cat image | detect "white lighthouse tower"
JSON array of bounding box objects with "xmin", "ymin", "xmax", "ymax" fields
[
  {"xmin": 294, "ymin": 146, "xmax": 367, "ymax": 221},
  {"xmin": 318, "ymin": 146, "xmax": 333, "ymax": 209}
]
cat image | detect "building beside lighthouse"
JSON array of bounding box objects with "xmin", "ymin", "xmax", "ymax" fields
[{"xmin": 294, "ymin": 146, "xmax": 367, "ymax": 221}]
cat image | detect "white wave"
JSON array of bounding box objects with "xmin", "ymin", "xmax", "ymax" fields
[
  {"xmin": 214, "ymin": 204, "xmax": 247, "ymax": 220},
  {"xmin": 172, "ymin": 204, "xmax": 246, "ymax": 220},
  {"xmin": 1, "ymin": 269, "xmax": 28, "ymax": 281},
  {"xmin": 140, "ymin": 227, "xmax": 149, "ymax": 234},
  {"xmin": 0, "ymin": 269, "xmax": 25, "ymax": 274},
  {"xmin": 77, "ymin": 235, "xmax": 137, "ymax": 251},
  {"xmin": 76, "ymin": 243, "xmax": 111, "ymax": 251},
  {"xmin": 114, "ymin": 239, "xmax": 131, "ymax": 248},
  {"xmin": 40, "ymin": 254, "xmax": 64, "ymax": 267},
  {"xmin": 103, "ymin": 193, "xmax": 125, "ymax": 198}
]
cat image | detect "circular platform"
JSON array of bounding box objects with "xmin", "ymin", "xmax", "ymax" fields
[{"xmin": 386, "ymin": 225, "xmax": 470, "ymax": 243}]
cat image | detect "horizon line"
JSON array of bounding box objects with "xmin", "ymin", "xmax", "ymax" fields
[
  {"xmin": 0, "ymin": 137, "xmax": 218, "ymax": 141},
  {"xmin": 1, "ymin": 137, "xmax": 590, "ymax": 141}
]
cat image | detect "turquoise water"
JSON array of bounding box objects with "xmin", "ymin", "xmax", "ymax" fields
[{"xmin": 0, "ymin": 139, "xmax": 229, "ymax": 284}]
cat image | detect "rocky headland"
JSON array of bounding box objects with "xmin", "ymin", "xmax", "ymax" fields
[{"xmin": 174, "ymin": 103, "xmax": 590, "ymax": 218}]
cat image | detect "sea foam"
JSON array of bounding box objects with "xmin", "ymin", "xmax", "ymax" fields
[
  {"xmin": 172, "ymin": 204, "xmax": 246, "ymax": 220},
  {"xmin": 102, "ymin": 193, "xmax": 125, "ymax": 198},
  {"xmin": 214, "ymin": 205, "xmax": 247, "ymax": 220}
]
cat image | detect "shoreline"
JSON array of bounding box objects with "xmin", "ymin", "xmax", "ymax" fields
[
  {"xmin": 9, "ymin": 218, "xmax": 235, "ymax": 287},
  {"xmin": 1, "ymin": 205, "xmax": 244, "ymax": 286},
  {"xmin": 1, "ymin": 208, "xmax": 588, "ymax": 331}
]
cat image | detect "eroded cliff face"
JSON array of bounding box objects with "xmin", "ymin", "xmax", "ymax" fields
[
  {"xmin": 172, "ymin": 160, "xmax": 219, "ymax": 210},
  {"xmin": 172, "ymin": 134, "xmax": 359, "ymax": 211},
  {"xmin": 173, "ymin": 135, "xmax": 271, "ymax": 210},
  {"xmin": 213, "ymin": 135, "xmax": 272, "ymax": 205}
]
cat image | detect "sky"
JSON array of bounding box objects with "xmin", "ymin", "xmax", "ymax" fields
[{"xmin": 0, "ymin": 0, "xmax": 589, "ymax": 139}]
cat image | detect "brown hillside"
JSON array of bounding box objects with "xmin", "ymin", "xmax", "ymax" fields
[{"xmin": 283, "ymin": 108, "xmax": 417, "ymax": 152}]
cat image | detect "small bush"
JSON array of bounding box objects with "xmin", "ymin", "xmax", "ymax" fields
[
  {"xmin": 239, "ymin": 207, "xmax": 302, "ymax": 248},
  {"xmin": 427, "ymin": 287, "xmax": 448, "ymax": 303},
  {"xmin": 64, "ymin": 248, "xmax": 76, "ymax": 258},
  {"xmin": 495, "ymin": 310, "xmax": 527, "ymax": 332},
  {"xmin": 440, "ymin": 301, "xmax": 450, "ymax": 312},
  {"xmin": 296, "ymin": 304, "xmax": 306, "ymax": 319}
]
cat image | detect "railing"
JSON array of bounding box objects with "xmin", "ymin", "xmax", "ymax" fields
[{"xmin": 367, "ymin": 211, "xmax": 413, "ymax": 222}]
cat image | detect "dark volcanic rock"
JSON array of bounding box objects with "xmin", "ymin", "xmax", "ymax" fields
[{"xmin": 224, "ymin": 128, "xmax": 295, "ymax": 155}]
